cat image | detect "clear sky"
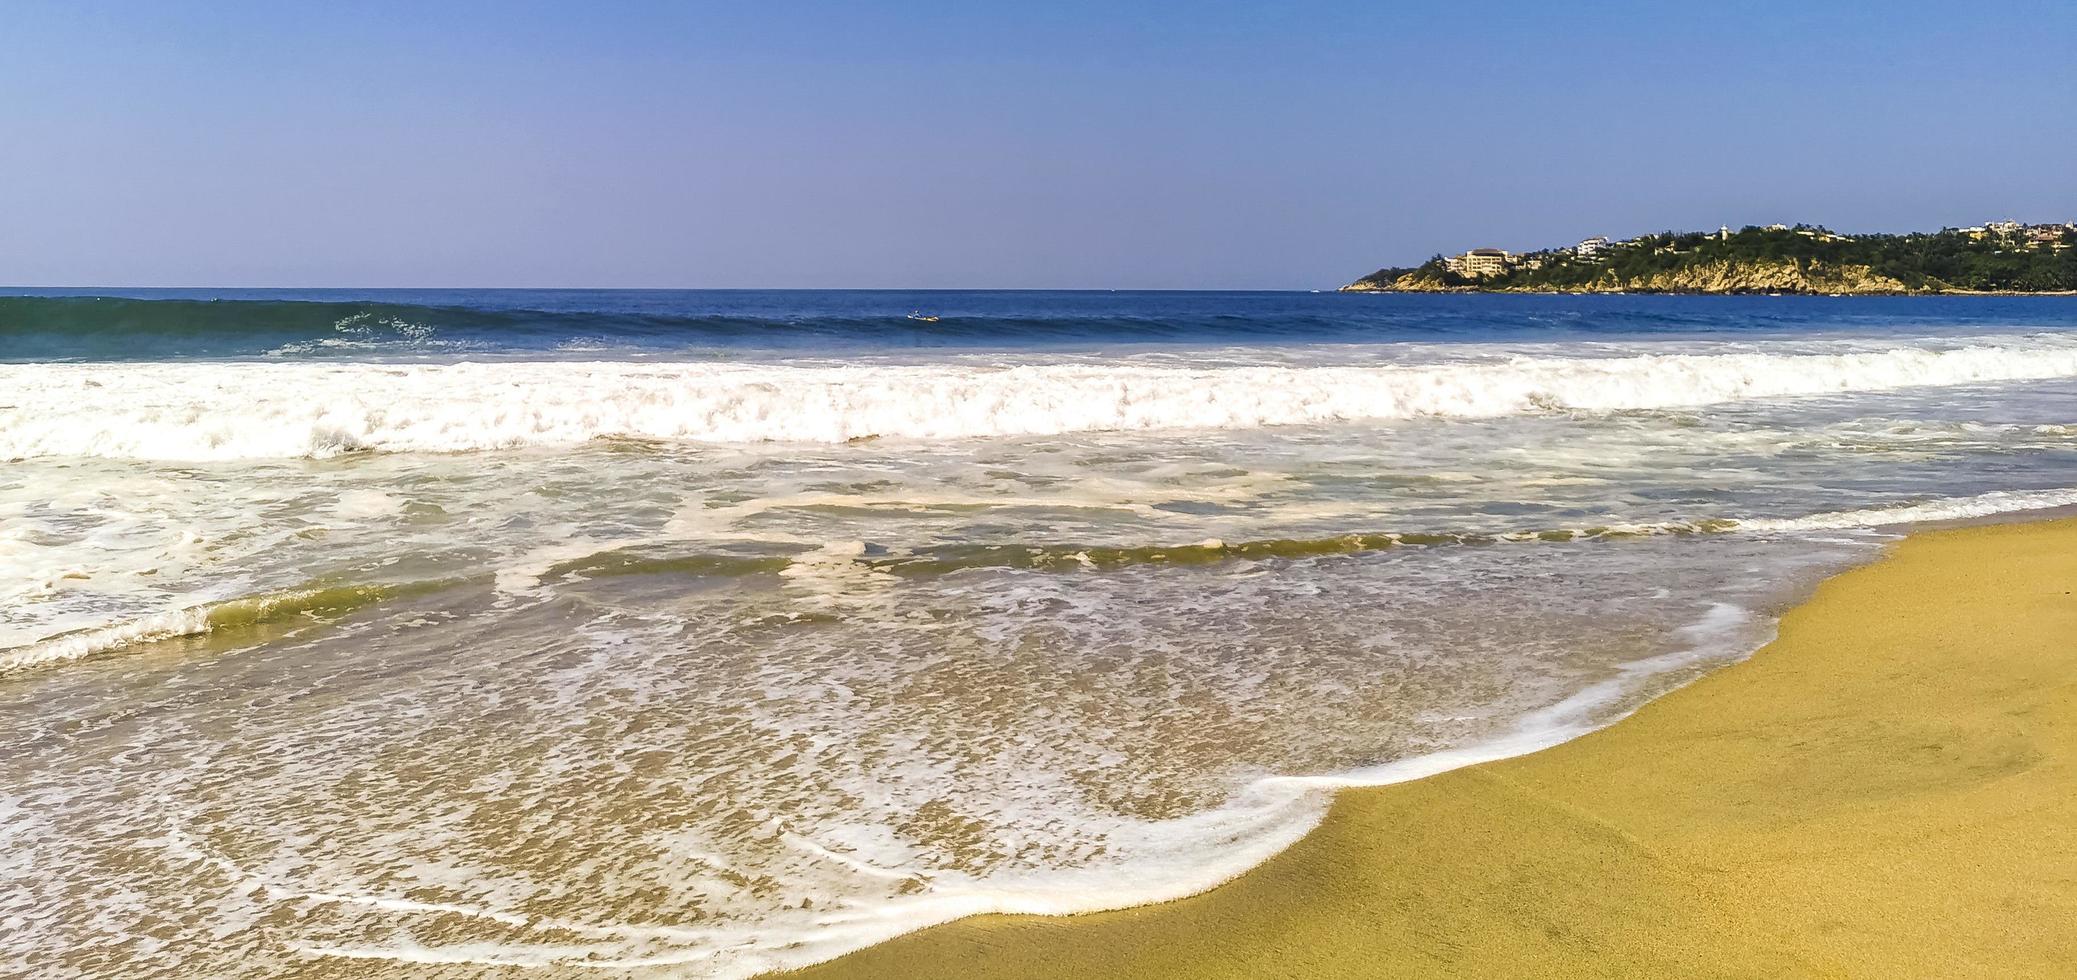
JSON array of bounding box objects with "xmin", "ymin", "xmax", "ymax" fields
[{"xmin": 5, "ymin": 1, "xmax": 2074, "ymax": 289}]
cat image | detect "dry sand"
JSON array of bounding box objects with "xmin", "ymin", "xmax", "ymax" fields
[{"xmin": 787, "ymin": 518, "xmax": 2077, "ymax": 979}]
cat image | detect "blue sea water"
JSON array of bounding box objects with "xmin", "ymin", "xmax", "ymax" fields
[
  {"xmin": 4, "ymin": 289, "xmax": 2077, "ymax": 976},
  {"xmin": 8, "ymin": 288, "xmax": 2077, "ymax": 360}
]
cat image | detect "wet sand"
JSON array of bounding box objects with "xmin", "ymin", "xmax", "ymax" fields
[{"xmin": 788, "ymin": 517, "xmax": 2077, "ymax": 979}]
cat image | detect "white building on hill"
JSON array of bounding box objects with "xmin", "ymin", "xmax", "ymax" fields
[{"xmin": 1448, "ymin": 248, "xmax": 1510, "ymax": 277}]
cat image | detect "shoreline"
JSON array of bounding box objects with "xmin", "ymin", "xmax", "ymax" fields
[
  {"xmin": 786, "ymin": 516, "xmax": 2077, "ymax": 978},
  {"xmin": 1339, "ymin": 284, "xmax": 2077, "ymax": 296}
]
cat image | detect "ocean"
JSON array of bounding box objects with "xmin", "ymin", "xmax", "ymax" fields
[{"xmin": 6, "ymin": 289, "xmax": 2077, "ymax": 977}]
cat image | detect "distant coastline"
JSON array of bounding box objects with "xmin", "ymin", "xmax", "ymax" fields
[{"xmin": 1345, "ymin": 221, "xmax": 2077, "ymax": 295}]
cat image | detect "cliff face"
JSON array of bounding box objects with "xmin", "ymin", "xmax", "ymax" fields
[
  {"xmin": 1617, "ymin": 260, "xmax": 1910, "ymax": 294},
  {"xmin": 1339, "ymin": 273, "xmax": 1440, "ymax": 292},
  {"xmin": 1344, "ymin": 260, "xmax": 1914, "ymax": 295}
]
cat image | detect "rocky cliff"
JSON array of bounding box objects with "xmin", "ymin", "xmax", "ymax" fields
[{"xmin": 1344, "ymin": 259, "xmax": 1914, "ymax": 295}]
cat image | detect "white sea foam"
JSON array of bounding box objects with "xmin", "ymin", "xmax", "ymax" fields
[
  {"xmin": 330, "ymin": 489, "xmax": 404, "ymax": 521},
  {"xmin": 1736, "ymin": 487, "xmax": 2077, "ymax": 532},
  {"xmin": 7, "ymin": 326, "xmax": 2075, "ymax": 978},
  {"xmin": 281, "ymin": 600, "xmax": 1773, "ymax": 979},
  {"xmin": 0, "ymin": 607, "xmax": 212, "ymax": 673},
  {"xmin": 8, "ymin": 337, "xmax": 2077, "ymax": 459},
  {"xmin": 15, "ymin": 485, "xmax": 2077, "ymax": 676},
  {"xmin": 733, "ymin": 602, "xmax": 1767, "ymax": 976}
]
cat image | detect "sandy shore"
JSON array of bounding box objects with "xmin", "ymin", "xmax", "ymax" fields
[{"xmin": 788, "ymin": 518, "xmax": 2077, "ymax": 979}]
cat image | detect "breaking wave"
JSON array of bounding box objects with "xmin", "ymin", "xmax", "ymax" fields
[
  {"xmin": 9, "ymin": 339, "xmax": 2077, "ymax": 459},
  {"xmin": 0, "ymin": 295, "xmax": 1453, "ymax": 361},
  {"xmin": 0, "ymin": 580, "xmax": 459, "ymax": 674}
]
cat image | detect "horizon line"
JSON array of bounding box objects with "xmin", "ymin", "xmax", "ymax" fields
[{"xmin": 3, "ymin": 284, "xmax": 1349, "ymax": 293}]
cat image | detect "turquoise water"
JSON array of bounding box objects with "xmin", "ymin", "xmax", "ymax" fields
[{"xmin": 5, "ymin": 291, "xmax": 2077, "ymax": 977}]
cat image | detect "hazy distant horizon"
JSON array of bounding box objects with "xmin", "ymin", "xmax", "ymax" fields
[{"xmin": 6, "ymin": 1, "xmax": 2074, "ymax": 289}]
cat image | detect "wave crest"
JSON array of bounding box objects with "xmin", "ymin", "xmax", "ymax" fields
[
  {"xmin": 0, "ymin": 581, "xmax": 449, "ymax": 675},
  {"xmin": 8, "ymin": 340, "xmax": 2077, "ymax": 459}
]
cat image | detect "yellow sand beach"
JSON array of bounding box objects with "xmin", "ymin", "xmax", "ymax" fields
[{"xmin": 791, "ymin": 518, "xmax": 2077, "ymax": 979}]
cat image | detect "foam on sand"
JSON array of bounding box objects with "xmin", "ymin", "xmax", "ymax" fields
[
  {"xmin": 790, "ymin": 517, "xmax": 2077, "ymax": 979},
  {"xmin": 233, "ymin": 600, "xmax": 1779, "ymax": 979}
]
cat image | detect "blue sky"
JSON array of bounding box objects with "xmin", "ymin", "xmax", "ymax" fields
[{"xmin": 4, "ymin": 1, "xmax": 2073, "ymax": 288}]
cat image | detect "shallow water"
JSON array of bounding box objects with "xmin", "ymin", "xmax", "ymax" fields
[{"xmin": 4, "ymin": 291, "xmax": 2076, "ymax": 976}]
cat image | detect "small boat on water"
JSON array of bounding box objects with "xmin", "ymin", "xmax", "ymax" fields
[{"xmin": 906, "ymin": 311, "xmax": 940, "ymax": 323}]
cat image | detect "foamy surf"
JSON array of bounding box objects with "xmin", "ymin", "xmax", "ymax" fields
[
  {"xmin": 262, "ymin": 600, "xmax": 1772, "ymax": 980},
  {"xmin": 14, "ymin": 486, "xmax": 2077, "ymax": 675},
  {"xmin": 11, "ymin": 291, "xmax": 2077, "ymax": 980},
  {"xmin": 1735, "ymin": 487, "xmax": 2077, "ymax": 532},
  {"xmin": 0, "ymin": 606, "xmax": 216, "ymax": 674},
  {"xmin": 7, "ymin": 337, "xmax": 2077, "ymax": 459}
]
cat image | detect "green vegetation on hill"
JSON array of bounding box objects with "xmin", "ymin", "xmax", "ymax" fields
[{"xmin": 1347, "ymin": 224, "xmax": 2077, "ymax": 293}]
